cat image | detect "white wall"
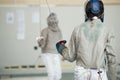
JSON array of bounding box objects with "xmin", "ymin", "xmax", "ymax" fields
[{"xmin": 0, "ymin": 5, "xmax": 120, "ymax": 75}]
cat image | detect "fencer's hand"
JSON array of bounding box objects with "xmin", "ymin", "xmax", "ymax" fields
[
  {"xmin": 56, "ymin": 40, "xmax": 67, "ymax": 54},
  {"xmin": 58, "ymin": 40, "xmax": 67, "ymax": 45},
  {"xmin": 38, "ymin": 39, "xmax": 44, "ymax": 47},
  {"xmin": 36, "ymin": 36, "xmax": 44, "ymax": 41},
  {"xmin": 36, "ymin": 36, "xmax": 44, "ymax": 47}
]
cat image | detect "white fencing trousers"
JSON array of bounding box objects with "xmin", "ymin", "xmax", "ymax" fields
[
  {"xmin": 74, "ymin": 66, "xmax": 108, "ymax": 80},
  {"xmin": 41, "ymin": 53, "xmax": 62, "ymax": 80}
]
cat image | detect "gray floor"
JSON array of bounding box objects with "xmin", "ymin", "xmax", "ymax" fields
[
  {"xmin": 0, "ymin": 73, "xmax": 74, "ymax": 80},
  {"xmin": 1, "ymin": 73, "xmax": 120, "ymax": 80}
]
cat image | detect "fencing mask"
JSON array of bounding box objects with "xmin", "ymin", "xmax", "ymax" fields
[{"xmin": 85, "ymin": 0, "xmax": 104, "ymax": 22}]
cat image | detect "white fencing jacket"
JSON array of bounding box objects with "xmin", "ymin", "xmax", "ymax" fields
[
  {"xmin": 62, "ymin": 19, "xmax": 116, "ymax": 70},
  {"xmin": 39, "ymin": 26, "xmax": 62, "ymax": 53}
]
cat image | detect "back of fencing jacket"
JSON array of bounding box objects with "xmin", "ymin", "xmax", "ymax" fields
[{"xmin": 61, "ymin": 19, "xmax": 116, "ymax": 70}]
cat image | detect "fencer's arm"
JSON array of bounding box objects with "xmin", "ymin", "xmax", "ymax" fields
[
  {"xmin": 56, "ymin": 41, "xmax": 74, "ymax": 62},
  {"xmin": 56, "ymin": 40, "xmax": 67, "ymax": 54},
  {"xmin": 38, "ymin": 29, "xmax": 48, "ymax": 48},
  {"xmin": 105, "ymin": 29, "xmax": 117, "ymax": 80},
  {"xmin": 37, "ymin": 36, "xmax": 44, "ymax": 47},
  {"xmin": 56, "ymin": 28, "xmax": 77, "ymax": 62}
]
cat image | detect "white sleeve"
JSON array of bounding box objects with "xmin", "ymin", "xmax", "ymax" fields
[
  {"xmin": 62, "ymin": 27, "xmax": 78, "ymax": 62},
  {"xmin": 105, "ymin": 28, "xmax": 117, "ymax": 80},
  {"xmin": 38, "ymin": 28, "xmax": 48, "ymax": 48}
]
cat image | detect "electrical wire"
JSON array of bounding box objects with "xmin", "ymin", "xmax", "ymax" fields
[
  {"xmin": 39, "ymin": 0, "xmax": 42, "ymax": 33},
  {"xmin": 45, "ymin": 0, "xmax": 51, "ymax": 13},
  {"xmin": 39, "ymin": 0, "xmax": 52, "ymax": 32}
]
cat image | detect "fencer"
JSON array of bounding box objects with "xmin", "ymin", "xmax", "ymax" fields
[
  {"xmin": 56, "ymin": 0, "xmax": 116, "ymax": 80},
  {"xmin": 37, "ymin": 13, "xmax": 63, "ymax": 80}
]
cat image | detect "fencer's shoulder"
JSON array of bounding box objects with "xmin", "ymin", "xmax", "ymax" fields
[
  {"xmin": 41, "ymin": 27, "xmax": 49, "ymax": 35},
  {"xmin": 73, "ymin": 25, "xmax": 81, "ymax": 32},
  {"xmin": 72, "ymin": 22, "xmax": 86, "ymax": 33},
  {"xmin": 74, "ymin": 23, "xmax": 85, "ymax": 29},
  {"xmin": 74, "ymin": 22, "xmax": 87, "ymax": 30},
  {"xmin": 101, "ymin": 25, "xmax": 115, "ymax": 41}
]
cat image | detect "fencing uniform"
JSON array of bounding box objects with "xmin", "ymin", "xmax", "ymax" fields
[
  {"xmin": 58, "ymin": 19, "xmax": 116, "ymax": 80},
  {"xmin": 56, "ymin": 1, "xmax": 116, "ymax": 80},
  {"xmin": 41, "ymin": 53, "xmax": 62, "ymax": 80},
  {"xmin": 38, "ymin": 13, "xmax": 63, "ymax": 80},
  {"xmin": 74, "ymin": 66, "xmax": 108, "ymax": 80}
]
